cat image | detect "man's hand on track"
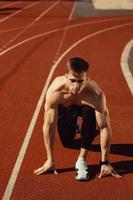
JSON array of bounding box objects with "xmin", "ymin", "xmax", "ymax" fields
[
  {"xmin": 98, "ymin": 164, "xmax": 122, "ymax": 178},
  {"xmin": 34, "ymin": 160, "xmax": 58, "ymax": 175}
]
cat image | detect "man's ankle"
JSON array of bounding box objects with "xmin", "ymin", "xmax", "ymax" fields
[{"xmin": 77, "ymin": 156, "xmax": 86, "ymax": 161}]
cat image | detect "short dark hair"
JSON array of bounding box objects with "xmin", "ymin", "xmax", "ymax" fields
[{"xmin": 67, "ymin": 57, "xmax": 89, "ymax": 74}]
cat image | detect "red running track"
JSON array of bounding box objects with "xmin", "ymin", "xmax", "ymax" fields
[{"xmin": 0, "ymin": 1, "xmax": 133, "ymax": 200}]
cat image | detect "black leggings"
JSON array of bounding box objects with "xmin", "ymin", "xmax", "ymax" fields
[{"xmin": 57, "ymin": 104, "xmax": 97, "ymax": 149}]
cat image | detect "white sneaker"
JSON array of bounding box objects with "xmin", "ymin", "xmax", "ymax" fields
[{"xmin": 75, "ymin": 157, "xmax": 89, "ymax": 181}]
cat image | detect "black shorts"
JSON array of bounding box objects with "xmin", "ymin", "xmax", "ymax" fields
[{"xmin": 57, "ymin": 104, "xmax": 97, "ymax": 149}]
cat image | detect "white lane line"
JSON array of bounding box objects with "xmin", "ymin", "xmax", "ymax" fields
[
  {"xmin": 2, "ymin": 21, "xmax": 133, "ymax": 200},
  {"xmin": 35, "ymin": 1, "xmax": 59, "ymax": 22},
  {"xmin": 0, "ymin": 15, "xmax": 133, "ymax": 56},
  {"xmin": 121, "ymin": 39, "xmax": 133, "ymax": 95},
  {"xmin": 0, "ymin": 15, "xmax": 130, "ymax": 35},
  {"xmin": 69, "ymin": 1, "xmax": 76, "ymax": 20},
  {"xmin": 0, "ymin": 1, "xmax": 39, "ymax": 24},
  {"xmin": 0, "ymin": 1, "xmax": 20, "ymax": 9},
  {"xmin": 53, "ymin": 1, "xmax": 76, "ymax": 62},
  {"xmin": 0, "ymin": 18, "xmax": 66, "ymax": 34},
  {"xmin": 0, "ymin": 1, "xmax": 59, "ymax": 51}
]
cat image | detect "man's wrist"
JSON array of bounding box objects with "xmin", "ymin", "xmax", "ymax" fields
[{"xmin": 99, "ymin": 160, "xmax": 109, "ymax": 166}]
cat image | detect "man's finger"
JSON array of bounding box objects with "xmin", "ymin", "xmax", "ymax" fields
[
  {"xmin": 111, "ymin": 171, "xmax": 122, "ymax": 178},
  {"xmin": 98, "ymin": 170, "xmax": 104, "ymax": 178},
  {"xmin": 34, "ymin": 168, "xmax": 46, "ymax": 175},
  {"xmin": 98, "ymin": 171, "xmax": 122, "ymax": 179},
  {"xmin": 34, "ymin": 167, "xmax": 58, "ymax": 175},
  {"xmin": 34, "ymin": 166, "xmax": 44, "ymax": 174},
  {"xmin": 54, "ymin": 169, "xmax": 58, "ymax": 174},
  {"xmin": 36, "ymin": 169, "xmax": 47, "ymax": 175}
]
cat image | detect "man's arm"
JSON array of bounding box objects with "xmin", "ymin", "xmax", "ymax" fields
[
  {"xmin": 43, "ymin": 105, "xmax": 57, "ymax": 162},
  {"xmin": 96, "ymin": 108, "xmax": 111, "ymax": 162},
  {"xmin": 34, "ymin": 92, "xmax": 60, "ymax": 175},
  {"xmin": 96, "ymin": 92, "xmax": 121, "ymax": 178}
]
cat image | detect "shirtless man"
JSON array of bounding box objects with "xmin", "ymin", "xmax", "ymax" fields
[{"xmin": 34, "ymin": 57, "xmax": 121, "ymax": 181}]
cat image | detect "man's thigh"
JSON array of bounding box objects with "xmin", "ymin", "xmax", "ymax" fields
[{"xmin": 57, "ymin": 105, "xmax": 78, "ymax": 145}]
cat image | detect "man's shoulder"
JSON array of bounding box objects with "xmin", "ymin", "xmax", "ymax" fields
[
  {"xmin": 45, "ymin": 76, "xmax": 65, "ymax": 107},
  {"xmin": 88, "ymin": 80, "xmax": 107, "ymax": 112},
  {"xmin": 45, "ymin": 90, "xmax": 62, "ymax": 109},
  {"xmin": 87, "ymin": 79, "xmax": 103, "ymax": 96},
  {"xmin": 46, "ymin": 76, "xmax": 64, "ymax": 94},
  {"xmin": 52, "ymin": 76, "xmax": 65, "ymax": 84},
  {"xmin": 48, "ymin": 76, "xmax": 65, "ymax": 91},
  {"xmin": 46, "ymin": 90, "xmax": 62, "ymax": 100}
]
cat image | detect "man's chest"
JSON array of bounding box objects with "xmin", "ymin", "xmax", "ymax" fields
[{"xmin": 60, "ymin": 92, "xmax": 100, "ymax": 110}]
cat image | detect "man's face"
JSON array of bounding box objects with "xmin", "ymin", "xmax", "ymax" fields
[{"xmin": 66, "ymin": 71, "xmax": 87, "ymax": 94}]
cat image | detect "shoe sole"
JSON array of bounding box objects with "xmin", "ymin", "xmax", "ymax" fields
[{"xmin": 75, "ymin": 175, "xmax": 90, "ymax": 181}]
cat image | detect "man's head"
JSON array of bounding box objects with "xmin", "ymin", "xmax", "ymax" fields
[
  {"xmin": 66, "ymin": 57, "xmax": 89, "ymax": 94},
  {"xmin": 67, "ymin": 57, "xmax": 89, "ymax": 74}
]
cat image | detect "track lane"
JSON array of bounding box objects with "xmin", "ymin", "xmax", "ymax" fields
[
  {"xmin": 0, "ymin": 1, "xmax": 59, "ymax": 47},
  {"xmin": 0, "ymin": 1, "xmax": 40, "ymax": 47},
  {"xmin": 0, "ymin": 1, "xmax": 39, "ymax": 24},
  {"xmin": 0, "ymin": 29, "xmax": 66, "ymax": 200},
  {"xmin": 0, "ymin": 1, "xmax": 75, "ymax": 199},
  {"xmin": 1, "ymin": 15, "xmax": 133, "ymax": 57},
  {"xmin": 0, "ymin": 1, "xmax": 60, "ymax": 52},
  {"xmin": 0, "ymin": 1, "xmax": 77, "ymax": 54},
  {"xmin": 0, "ymin": 1, "xmax": 20, "ymax": 9}
]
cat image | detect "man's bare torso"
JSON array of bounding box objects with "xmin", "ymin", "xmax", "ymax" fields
[{"xmin": 46, "ymin": 76, "xmax": 103, "ymax": 112}]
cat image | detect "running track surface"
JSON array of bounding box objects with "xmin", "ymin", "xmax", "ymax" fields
[{"xmin": 0, "ymin": 1, "xmax": 133, "ymax": 200}]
